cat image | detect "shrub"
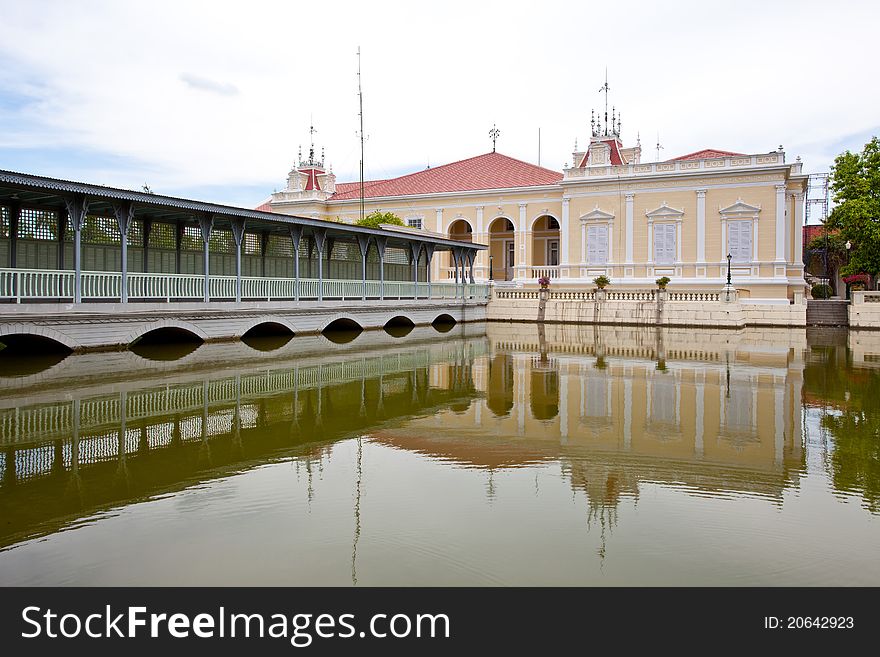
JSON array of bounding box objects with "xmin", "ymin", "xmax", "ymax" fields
[
  {"xmin": 656, "ymin": 276, "xmax": 671, "ymax": 289},
  {"xmin": 842, "ymin": 273, "xmax": 872, "ymax": 289},
  {"xmin": 811, "ymin": 284, "xmax": 832, "ymax": 299},
  {"xmin": 356, "ymin": 211, "xmax": 404, "ymax": 229},
  {"xmin": 593, "ymin": 275, "xmax": 610, "ymax": 289}
]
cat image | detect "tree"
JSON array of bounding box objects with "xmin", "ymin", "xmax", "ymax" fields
[
  {"xmin": 355, "ymin": 211, "xmax": 404, "ymax": 229},
  {"xmin": 826, "ymin": 136, "xmax": 880, "ymax": 276}
]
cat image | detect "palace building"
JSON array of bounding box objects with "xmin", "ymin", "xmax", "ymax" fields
[{"xmin": 263, "ymin": 112, "xmax": 808, "ymax": 304}]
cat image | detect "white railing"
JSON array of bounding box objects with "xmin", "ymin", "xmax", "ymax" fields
[
  {"xmin": 0, "ymin": 268, "xmax": 488, "ymax": 303},
  {"xmin": 527, "ymin": 266, "xmax": 560, "ymax": 279},
  {"xmin": 493, "ymin": 287, "xmax": 724, "ymax": 303}
]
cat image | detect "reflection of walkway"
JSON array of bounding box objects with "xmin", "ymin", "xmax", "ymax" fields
[{"xmin": 0, "ymin": 334, "xmax": 484, "ymax": 547}]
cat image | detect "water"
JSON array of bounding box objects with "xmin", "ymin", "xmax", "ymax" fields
[{"xmin": 0, "ymin": 323, "xmax": 878, "ymax": 586}]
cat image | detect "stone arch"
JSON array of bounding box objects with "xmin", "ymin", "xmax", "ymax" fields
[
  {"xmin": 321, "ymin": 316, "xmax": 364, "ymax": 333},
  {"xmin": 125, "ymin": 319, "xmax": 209, "ymax": 346},
  {"xmin": 530, "ymin": 213, "xmax": 560, "ymax": 231},
  {"xmin": 238, "ymin": 317, "xmax": 298, "ymax": 339},
  {"xmin": 447, "ymin": 218, "xmax": 475, "ymax": 238},
  {"xmin": 0, "ymin": 323, "xmax": 79, "ymax": 351},
  {"xmin": 488, "ymin": 216, "xmax": 517, "ymax": 281},
  {"xmin": 531, "ymin": 214, "xmax": 561, "ymax": 270}
]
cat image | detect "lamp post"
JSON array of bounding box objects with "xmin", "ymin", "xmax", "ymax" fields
[
  {"xmin": 488, "ymin": 254, "xmax": 494, "ymax": 281},
  {"xmin": 844, "ymin": 240, "xmax": 852, "ymax": 299},
  {"xmin": 726, "ymin": 253, "xmax": 732, "ymax": 286}
]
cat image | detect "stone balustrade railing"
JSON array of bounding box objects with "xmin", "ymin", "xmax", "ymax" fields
[
  {"xmin": 563, "ymin": 152, "xmax": 789, "ymax": 181},
  {"xmin": 494, "ymin": 287, "xmax": 722, "ymax": 303}
]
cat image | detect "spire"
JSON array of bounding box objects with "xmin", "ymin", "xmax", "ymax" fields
[
  {"xmin": 489, "ymin": 123, "xmax": 501, "ymax": 152},
  {"xmin": 599, "ymin": 68, "xmax": 610, "ymax": 136}
]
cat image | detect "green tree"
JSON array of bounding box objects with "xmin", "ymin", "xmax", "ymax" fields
[
  {"xmin": 826, "ymin": 136, "xmax": 880, "ymax": 276},
  {"xmin": 355, "ymin": 211, "xmax": 404, "ymax": 229}
]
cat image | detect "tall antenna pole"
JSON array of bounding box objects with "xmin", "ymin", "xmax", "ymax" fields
[
  {"xmin": 357, "ymin": 46, "xmax": 365, "ymax": 222},
  {"xmin": 655, "ymin": 132, "xmax": 664, "ymax": 162},
  {"xmin": 538, "ymin": 127, "xmax": 541, "ymax": 166}
]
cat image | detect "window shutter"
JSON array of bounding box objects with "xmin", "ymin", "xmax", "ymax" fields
[
  {"xmin": 729, "ymin": 220, "xmax": 752, "ymax": 263},
  {"xmin": 587, "ymin": 225, "xmax": 608, "ymax": 265},
  {"xmin": 654, "ymin": 224, "xmax": 675, "ymax": 264}
]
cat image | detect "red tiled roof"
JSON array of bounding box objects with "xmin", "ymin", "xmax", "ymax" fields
[
  {"xmin": 669, "ymin": 148, "xmax": 745, "ymax": 161},
  {"xmin": 254, "ymin": 198, "xmax": 272, "ymax": 212},
  {"xmin": 329, "ymin": 152, "xmax": 561, "ymax": 201}
]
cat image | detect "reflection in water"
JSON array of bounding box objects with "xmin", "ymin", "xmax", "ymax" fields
[
  {"xmin": 1, "ymin": 323, "xmax": 879, "ymax": 586},
  {"xmin": 0, "ymin": 350, "xmax": 69, "ymax": 377},
  {"xmin": 384, "ymin": 324, "xmax": 414, "ymax": 338},
  {"xmin": 130, "ymin": 341, "xmax": 202, "ymax": 361},
  {"xmin": 323, "ymin": 328, "xmax": 363, "ymax": 344},
  {"xmin": 242, "ymin": 334, "xmax": 294, "ymax": 352}
]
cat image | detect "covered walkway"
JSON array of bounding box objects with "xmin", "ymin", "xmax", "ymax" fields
[{"xmin": 0, "ymin": 170, "xmax": 486, "ymax": 304}]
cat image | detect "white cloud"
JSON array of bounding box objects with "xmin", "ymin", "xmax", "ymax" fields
[{"xmin": 0, "ymin": 0, "xmax": 877, "ymax": 201}]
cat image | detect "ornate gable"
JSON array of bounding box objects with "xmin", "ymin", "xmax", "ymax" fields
[
  {"xmin": 579, "ymin": 205, "xmax": 615, "ymax": 222},
  {"xmin": 645, "ymin": 202, "xmax": 685, "ymax": 220},
  {"xmin": 719, "ymin": 199, "xmax": 761, "ymax": 218}
]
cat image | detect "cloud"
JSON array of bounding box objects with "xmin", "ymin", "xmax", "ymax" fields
[{"xmin": 179, "ymin": 73, "xmax": 239, "ymax": 97}]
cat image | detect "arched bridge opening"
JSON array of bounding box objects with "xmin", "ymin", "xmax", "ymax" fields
[
  {"xmin": 384, "ymin": 316, "xmax": 415, "ymax": 338},
  {"xmin": 322, "ymin": 318, "xmax": 364, "ymax": 344},
  {"xmin": 129, "ymin": 327, "xmax": 205, "ymax": 361},
  {"xmin": 0, "ymin": 334, "xmax": 72, "ymax": 376},
  {"xmin": 242, "ymin": 322, "xmax": 296, "ymax": 351},
  {"xmin": 432, "ymin": 314, "xmax": 457, "ymax": 333}
]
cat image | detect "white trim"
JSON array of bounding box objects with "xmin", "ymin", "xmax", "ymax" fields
[
  {"xmin": 624, "ymin": 192, "xmax": 634, "ymax": 265},
  {"xmin": 775, "ymin": 184, "xmax": 786, "ymax": 262},
  {"xmin": 695, "ymin": 189, "xmax": 706, "ymax": 263},
  {"xmin": 560, "ymin": 198, "xmax": 570, "ymax": 265}
]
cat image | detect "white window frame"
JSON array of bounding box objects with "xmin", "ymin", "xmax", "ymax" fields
[
  {"xmin": 586, "ymin": 224, "xmax": 609, "ymax": 265},
  {"xmin": 653, "ymin": 223, "xmax": 677, "ymax": 265},
  {"xmin": 406, "ymin": 216, "xmax": 423, "ymax": 230},
  {"xmin": 727, "ymin": 219, "xmax": 753, "ymax": 264},
  {"xmin": 719, "ymin": 199, "xmax": 761, "ymax": 263},
  {"xmin": 578, "ymin": 206, "xmax": 615, "ymax": 267}
]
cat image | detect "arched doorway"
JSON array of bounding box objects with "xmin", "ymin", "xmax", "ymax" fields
[
  {"xmin": 488, "ymin": 217, "xmax": 515, "ymax": 281},
  {"xmin": 446, "ymin": 219, "xmax": 473, "ymax": 280},
  {"xmin": 531, "ymin": 215, "xmax": 560, "ymax": 278}
]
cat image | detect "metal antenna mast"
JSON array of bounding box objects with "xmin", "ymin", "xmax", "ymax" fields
[
  {"xmin": 357, "ymin": 46, "xmax": 365, "ymax": 222},
  {"xmin": 655, "ymin": 133, "xmax": 664, "ymax": 162}
]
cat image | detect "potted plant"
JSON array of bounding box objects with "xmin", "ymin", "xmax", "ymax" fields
[
  {"xmin": 843, "ymin": 273, "xmax": 871, "ymax": 292},
  {"xmin": 593, "ymin": 275, "xmax": 610, "ymax": 301},
  {"xmin": 538, "ymin": 276, "xmax": 551, "ymax": 289},
  {"xmin": 656, "ymin": 276, "xmax": 671, "ymax": 289}
]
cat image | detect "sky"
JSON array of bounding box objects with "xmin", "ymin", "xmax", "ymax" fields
[{"xmin": 0, "ymin": 0, "xmax": 878, "ymax": 211}]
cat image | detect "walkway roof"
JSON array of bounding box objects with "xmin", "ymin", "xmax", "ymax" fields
[{"xmin": 0, "ymin": 169, "xmax": 485, "ymax": 251}]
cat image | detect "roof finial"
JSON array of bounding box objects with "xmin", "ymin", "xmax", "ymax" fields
[
  {"xmin": 489, "ymin": 123, "xmax": 501, "ymax": 152},
  {"xmin": 308, "ymin": 118, "xmax": 317, "ymax": 165},
  {"xmin": 599, "ymin": 68, "xmax": 610, "ymax": 136},
  {"xmin": 591, "ymin": 110, "xmax": 596, "ymax": 137}
]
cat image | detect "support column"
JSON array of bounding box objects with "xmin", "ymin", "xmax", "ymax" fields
[
  {"xmin": 357, "ymin": 234, "xmax": 370, "ymax": 301},
  {"xmin": 57, "ymin": 207, "xmax": 67, "ymax": 270},
  {"xmin": 142, "ymin": 219, "xmax": 152, "ymax": 273},
  {"xmin": 175, "ymin": 220, "xmax": 183, "ymax": 274},
  {"xmin": 646, "ymin": 220, "xmax": 654, "ymax": 264},
  {"xmin": 199, "ymin": 214, "xmax": 213, "ymax": 302},
  {"xmin": 375, "ymin": 236, "xmax": 387, "ymax": 300},
  {"xmin": 8, "ymin": 202, "xmax": 19, "ymax": 269},
  {"xmin": 313, "ymin": 228, "xmax": 326, "ymax": 302},
  {"xmin": 721, "ymin": 218, "xmax": 728, "ymax": 261},
  {"xmin": 753, "ymin": 218, "xmax": 760, "ymax": 262},
  {"xmin": 468, "ymin": 250, "xmax": 475, "ymax": 284},
  {"xmin": 580, "ymin": 222, "xmax": 586, "ymax": 265},
  {"xmin": 64, "ymin": 196, "xmax": 89, "ymax": 303},
  {"xmin": 775, "ymin": 183, "xmax": 786, "ymax": 263},
  {"xmin": 793, "ymin": 192, "xmax": 804, "ymax": 267},
  {"xmin": 260, "ymin": 232, "xmax": 269, "ymax": 278},
  {"xmin": 435, "ymin": 208, "xmax": 443, "ymax": 232},
  {"xmin": 425, "ymin": 244, "xmax": 435, "ymax": 298},
  {"xmin": 289, "ymin": 225, "xmax": 302, "ymax": 302},
  {"xmin": 696, "ymin": 189, "xmax": 706, "ymax": 264},
  {"xmin": 410, "ymin": 242, "xmax": 420, "ymax": 299},
  {"xmin": 231, "ymin": 219, "xmax": 245, "ymax": 303},
  {"xmin": 517, "ymin": 202, "xmax": 527, "ymax": 269},
  {"xmin": 561, "ymin": 198, "xmax": 570, "ymax": 266},
  {"xmin": 625, "ymin": 193, "xmax": 634, "ymax": 265},
  {"xmin": 113, "ymin": 201, "xmax": 134, "ymax": 303}
]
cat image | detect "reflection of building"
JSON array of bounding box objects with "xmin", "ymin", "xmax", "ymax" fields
[
  {"xmin": 265, "ymin": 108, "xmax": 808, "ymax": 303},
  {"xmin": 379, "ymin": 323, "xmax": 807, "ymax": 509}
]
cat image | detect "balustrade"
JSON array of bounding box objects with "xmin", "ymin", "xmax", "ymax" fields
[{"xmin": 0, "ymin": 268, "xmax": 486, "ymax": 303}]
